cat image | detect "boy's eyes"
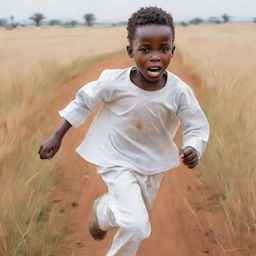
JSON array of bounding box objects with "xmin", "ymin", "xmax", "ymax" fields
[
  {"xmin": 161, "ymin": 47, "xmax": 170, "ymax": 53},
  {"xmin": 139, "ymin": 47, "xmax": 170, "ymax": 53},
  {"xmin": 139, "ymin": 48, "xmax": 150, "ymax": 53}
]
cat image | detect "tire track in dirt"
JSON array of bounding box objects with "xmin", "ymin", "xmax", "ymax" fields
[{"xmin": 49, "ymin": 51, "xmax": 242, "ymax": 256}]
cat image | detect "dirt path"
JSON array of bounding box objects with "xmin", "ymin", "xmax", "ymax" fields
[{"xmin": 50, "ymin": 52, "xmax": 242, "ymax": 256}]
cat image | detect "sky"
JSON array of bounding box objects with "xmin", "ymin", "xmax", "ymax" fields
[{"xmin": 0, "ymin": 0, "xmax": 255, "ymax": 23}]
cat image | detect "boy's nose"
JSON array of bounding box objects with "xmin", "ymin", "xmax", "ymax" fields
[{"xmin": 149, "ymin": 54, "xmax": 160, "ymax": 61}]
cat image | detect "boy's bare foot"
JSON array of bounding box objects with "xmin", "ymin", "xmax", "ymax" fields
[{"xmin": 88, "ymin": 198, "xmax": 107, "ymax": 240}]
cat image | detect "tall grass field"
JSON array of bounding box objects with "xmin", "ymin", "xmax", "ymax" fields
[
  {"xmin": 1, "ymin": 23, "xmax": 255, "ymax": 254},
  {"xmin": 176, "ymin": 23, "xmax": 256, "ymax": 253},
  {"xmin": 0, "ymin": 25, "xmax": 127, "ymax": 256}
]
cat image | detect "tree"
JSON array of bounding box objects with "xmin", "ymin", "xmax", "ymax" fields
[
  {"xmin": 64, "ymin": 20, "xmax": 78, "ymax": 28},
  {"xmin": 208, "ymin": 16, "xmax": 222, "ymax": 24},
  {"xmin": 10, "ymin": 15, "xmax": 18, "ymax": 28},
  {"xmin": 70, "ymin": 20, "xmax": 78, "ymax": 27},
  {"xmin": 180, "ymin": 21, "xmax": 189, "ymax": 27},
  {"xmin": 30, "ymin": 12, "xmax": 45, "ymax": 26},
  {"xmin": 222, "ymin": 14, "xmax": 230, "ymax": 23},
  {"xmin": 10, "ymin": 15, "xmax": 14, "ymax": 27},
  {"xmin": 117, "ymin": 21, "xmax": 127, "ymax": 25},
  {"xmin": 49, "ymin": 19, "xmax": 62, "ymax": 26},
  {"xmin": 0, "ymin": 18, "xmax": 7, "ymax": 27},
  {"xmin": 253, "ymin": 17, "xmax": 256, "ymax": 23},
  {"xmin": 190, "ymin": 17, "xmax": 204, "ymax": 25},
  {"xmin": 84, "ymin": 13, "xmax": 96, "ymax": 27},
  {"xmin": 0, "ymin": 17, "xmax": 18, "ymax": 29}
]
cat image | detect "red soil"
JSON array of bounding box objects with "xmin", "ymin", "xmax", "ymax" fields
[{"xmin": 49, "ymin": 52, "xmax": 242, "ymax": 256}]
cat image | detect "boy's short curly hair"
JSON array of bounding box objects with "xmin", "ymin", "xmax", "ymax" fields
[{"xmin": 127, "ymin": 7, "xmax": 175, "ymax": 44}]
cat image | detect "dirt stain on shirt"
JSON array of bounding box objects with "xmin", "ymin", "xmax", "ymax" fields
[
  {"xmin": 136, "ymin": 122, "xmax": 143, "ymax": 130},
  {"xmin": 135, "ymin": 112, "xmax": 143, "ymax": 130}
]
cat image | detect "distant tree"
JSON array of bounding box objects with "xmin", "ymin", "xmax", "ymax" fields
[
  {"xmin": 30, "ymin": 12, "xmax": 45, "ymax": 26},
  {"xmin": 10, "ymin": 16, "xmax": 14, "ymax": 26},
  {"xmin": 118, "ymin": 21, "xmax": 127, "ymax": 25},
  {"xmin": 254, "ymin": 17, "xmax": 256, "ymax": 23},
  {"xmin": 84, "ymin": 13, "xmax": 96, "ymax": 26},
  {"xmin": 0, "ymin": 18, "xmax": 7, "ymax": 27},
  {"xmin": 64, "ymin": 20, "xmax": 78, "ymax": 27},
  {"xmin": 222, "ymin": 14, "xmax": 230, "ymax": 23},
  {"xmin": 190, "ymin": 17, "xmax": 204, "ymax": 25},
  {"xmin": 49, "ymin": 19, "xmax": 62, "ymax": 26},
  {"xmin": 70, "ymin": 20, "xmax": 78, "ymax": 27},
  {"xmin": 208, "ymin": 16, "xmax": 222, "ymax": 24},
  {"xmin": 180, "ymin": 21, "xmax": 189, "ymax": 27},
  {"xmin": 10, "ymin": 15, "xmax": 18, "ymax": 28}
]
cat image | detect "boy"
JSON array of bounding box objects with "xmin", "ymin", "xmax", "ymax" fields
[{"xmin": 39, "ymin": 7, "xmax": 209, "ymax": 256}]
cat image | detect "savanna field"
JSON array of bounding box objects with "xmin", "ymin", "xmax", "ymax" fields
[{"xmin": 0, "ymin": 23, "xmax": 255, "ymax": 255}]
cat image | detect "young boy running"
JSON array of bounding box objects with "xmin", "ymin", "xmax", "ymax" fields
[{"xmin": 39, "ymin": 7, "xmax": 209, "ymax": 256}]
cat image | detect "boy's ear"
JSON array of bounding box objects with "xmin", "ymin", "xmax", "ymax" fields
[
  {"xmin": 127, "ymin": 45, "xmax": 133, "ymax": 58},
  {"xmin": 171, "ymin": 45, "xmax": 176, "ymax": 56}
]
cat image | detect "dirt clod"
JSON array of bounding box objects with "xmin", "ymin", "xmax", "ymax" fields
[{"xmin": 72, "ymin": 201, "xmax": 79, "ymax": 207}]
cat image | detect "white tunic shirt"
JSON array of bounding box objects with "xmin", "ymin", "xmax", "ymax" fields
[{"xmin": 59, "ymin": 67, "xmax": 209, "ymax": 175}]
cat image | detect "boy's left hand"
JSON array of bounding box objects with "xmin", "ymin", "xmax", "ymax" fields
[{"xmin": 179, "ymin": 146, "xmax": 198, "ymax": 169}]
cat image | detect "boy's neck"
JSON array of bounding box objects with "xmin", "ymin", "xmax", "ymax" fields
[{"xmin": 130, "ymin": 68, "xmax": 167, "ymax": 91}]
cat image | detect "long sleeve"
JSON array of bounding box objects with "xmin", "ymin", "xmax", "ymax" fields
[
  {"xmin": 177, "ymin": 85, "xmax": 209, "ymax": 158},
  {"xmin": 59, "ymin": 69, "xmax": 113, "ymax": 127}
]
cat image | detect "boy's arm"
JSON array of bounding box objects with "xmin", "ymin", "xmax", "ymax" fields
[
  {"xmin": 39, "ymin": 69, "xmax": 113, "ymax": 160},
  {"xmin": 39, "ymin": 81, "xmax": 101, "ymax": 160},
  {"xmin": 59, "ymin": 79, "xmax": 109, "ymax": 127},
  {"xmin": 39, "ymin": 119, "xmax": 72, "ymax": 159},
  {"xmin": 39, "ymin": 74, "xmax": 111, "ymax": 160},
  {"xmin": 177, "ymin": 86, "xmax": 210, "ymax": 168}
]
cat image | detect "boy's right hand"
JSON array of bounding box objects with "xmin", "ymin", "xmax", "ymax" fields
[{"xmin": 38, "ymin": 135, "xmax": 61, "ymax": 160}]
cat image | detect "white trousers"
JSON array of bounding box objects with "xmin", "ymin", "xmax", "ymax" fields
[{"xmin": 96, "ymin": 166, "xmax": 163, "ymax": 256}]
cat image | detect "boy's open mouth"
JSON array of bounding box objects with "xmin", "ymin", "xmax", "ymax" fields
[{"xmin": 147, "ymin": 67, "xmax": 161, "ymax": 72}]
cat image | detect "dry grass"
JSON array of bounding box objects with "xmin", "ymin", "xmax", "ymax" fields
[
  {"xmin": 0, "ymin": 25, "xmax": 127, "ymax": 91},
  {"xmin": 0, "ymin": 25, "xmax": 127, "ymax": 256},
  {"xmin": 176, "ymin": 23, "xmax": 256, "ymax": 252}
]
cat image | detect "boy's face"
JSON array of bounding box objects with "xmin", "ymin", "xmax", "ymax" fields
[{"xmin": 127, "ymin": 24, "xmax": 174, "ymax": 84}]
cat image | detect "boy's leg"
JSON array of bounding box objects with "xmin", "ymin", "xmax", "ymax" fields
[
  {"xmin": 93, "ymin": 166, "xmax": 162, "ymax": 256},
  {"xmin": 133, "ymin": 171, "xmax": 163, "ymax": 212}
]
